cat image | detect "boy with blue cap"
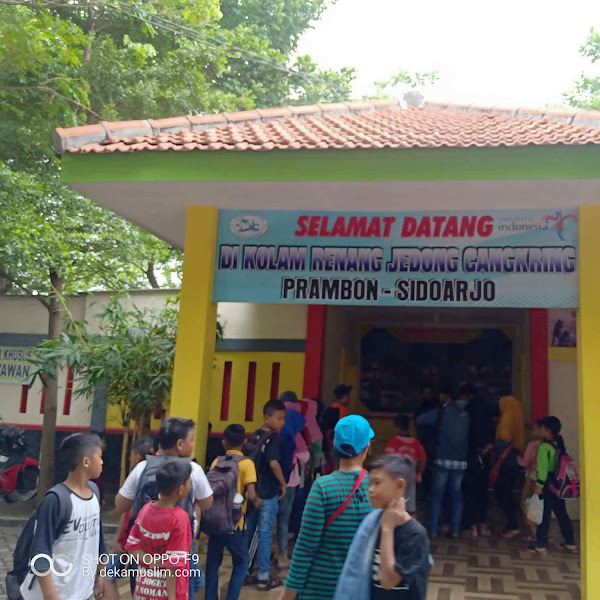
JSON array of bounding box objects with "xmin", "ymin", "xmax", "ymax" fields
[{"xmin": 282, "ymin": 415, "xmax": 375, "ymax": 600}]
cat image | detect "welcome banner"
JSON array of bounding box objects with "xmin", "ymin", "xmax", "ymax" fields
[{"xmin": 213, "ymin": 209, "xmax": 578, "ymax": 307}]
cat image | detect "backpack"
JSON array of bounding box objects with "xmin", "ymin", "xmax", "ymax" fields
[
  {"xmin": 200, "ymin": 454, "xmax": 247, "ymax": 535},
  {"xmin": 549, "ymin": 450, "xmax": 580, "ymax": 499},
  {"xmin": 128, "ymin": 455, "xmax": 196, "ymax": 532},
  {"xmin": 243, "ymin": 430, "xmax": 276, "ymax": 474},
  {"xmin": 6, "ymin": 482, "xmax": 100, "ymax": 600}
]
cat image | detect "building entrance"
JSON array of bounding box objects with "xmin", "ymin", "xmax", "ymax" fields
[
  {"xmin": 359, "ymin": 326, "xmax": 513, "ymax": 415},
  {"xmin": 322, "ymin": 307, "xmax": 529, "ymax": 434}
]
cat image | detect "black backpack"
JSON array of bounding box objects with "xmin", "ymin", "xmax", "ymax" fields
[
  {"xmin": 6, "ymin": 482, "xmax": 100, "ymax": 600},
  {"xmin": 128, "ymin": 455, "xmax": 196, "ymax": 532},
  {"xmin": 243, "ymin": 430, "xmax": 276, "ymax": 473}
]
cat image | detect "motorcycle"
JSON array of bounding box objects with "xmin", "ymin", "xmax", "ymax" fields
[{"xmin": 0, "ymin": 423, "xmax": 40, "ymax": 502}]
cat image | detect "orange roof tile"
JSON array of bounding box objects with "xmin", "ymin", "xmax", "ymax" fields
[{"xmin": 54, "ymin": 100, "xmax": 600, "ymax": 155}]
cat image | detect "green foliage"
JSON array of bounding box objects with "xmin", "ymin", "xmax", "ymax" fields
[
  {"xmin": 0, "ymin": 0, "xmax": 355, "ymax": 300},
  {"xmin": 289, "ymin": 55, "xmax": 356, "ymax": 105},
  {"xmin": 29, "ymin": 296, "xmax": 181, "ymax": 427},
  {"xmin": 565, "ymin": 28, "xmax": 600, "ymax": 110},
  {"xmin": 220, "ymin": 0, "xmax": 333, "ymax": 55},
  {"xmin": 374, "ymin": 69, "xmax": 440, "ymax": 97},
  {"xmin": 0, "ymin": 163, "xmax": 181, "ymax": 295}
]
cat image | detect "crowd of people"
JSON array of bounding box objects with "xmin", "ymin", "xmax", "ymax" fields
[
  {"xmin": 9, "ymin": 383, "xmax": 576, "ymax": 600},
  {"xmin": 410, "ymin": 383, "xmax": 576, "ymax": 554}
]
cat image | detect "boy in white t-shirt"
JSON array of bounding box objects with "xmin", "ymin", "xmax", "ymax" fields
[
  {"xmin": 115, "ymin": 417, "xmax": 213, "ymax": 597},
  {"xmin": 21, "ymin": 433, "xmax": 110, "ymax": 600}
]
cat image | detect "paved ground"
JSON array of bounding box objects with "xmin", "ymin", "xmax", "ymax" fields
[{"xmin": 0, "ymin": 521, "xmax": 581, "ymax": 600}]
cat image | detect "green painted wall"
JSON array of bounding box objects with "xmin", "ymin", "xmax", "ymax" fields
[{"xmin": 62, "ymin": 146, "xmax": 600, "ymax": 183}]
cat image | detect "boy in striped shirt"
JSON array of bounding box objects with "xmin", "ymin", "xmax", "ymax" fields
[{"xmin": 282, "ymin": 415, "xmax": 374, "ymax": 600}]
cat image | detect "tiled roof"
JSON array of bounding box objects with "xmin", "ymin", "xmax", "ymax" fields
[{"xmin": 54, "ymin": 98, "xmax": 600, "ymax": 155}]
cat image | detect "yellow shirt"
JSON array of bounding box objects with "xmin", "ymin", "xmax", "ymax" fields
[{"xmin": 210, "ymin": 449, "xmax": 257, "ymax": 530}]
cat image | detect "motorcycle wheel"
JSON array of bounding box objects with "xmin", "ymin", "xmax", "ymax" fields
[{"xmin": 9, "ymin": 466, "xmax": 39, "ymax": 502}]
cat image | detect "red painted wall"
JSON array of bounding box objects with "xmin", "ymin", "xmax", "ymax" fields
[
  {"xmin": 530, "ymin": 308, "xmax": 549, "ymax": 421},
  {"xmin": 303, "ymin": 305, "xmax": 327, "ymax": 399}
]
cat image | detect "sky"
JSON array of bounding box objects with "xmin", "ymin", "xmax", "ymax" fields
[{"xmin": 297, "ymin": 0, "xmax": 600, "ymax": 108}]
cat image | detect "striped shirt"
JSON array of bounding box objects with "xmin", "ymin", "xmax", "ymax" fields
[{"xmin": 286, "ymin": 470, "xmax": 372, "ymax": 600}]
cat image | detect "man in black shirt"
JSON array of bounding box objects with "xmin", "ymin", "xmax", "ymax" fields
[{"xmin": 368, "ymin": 455, "xmax": 431, "ymax": 600}]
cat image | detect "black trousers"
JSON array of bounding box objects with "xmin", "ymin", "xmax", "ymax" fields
[
  {"xmin": 463, "ymin": 466, "xmax": 489, "ymax": 528},
  {"xmin": 536, "ymin": 487, "xmax": 575, "ymax": 547},
  {"xmin": 494, "ymin": 470, "xmax": 519, "ymax": 531}
]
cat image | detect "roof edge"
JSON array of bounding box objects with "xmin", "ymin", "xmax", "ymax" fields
[
  {"xmin": 54, "ymin": 98, "xmax": 404, "ymax": 155},
  {"xmin": 54, "ymin": 98, "xmax": 600, "ymax": 156}
]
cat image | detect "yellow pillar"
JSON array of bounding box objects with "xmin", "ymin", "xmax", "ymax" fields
[
  {"xmin": 170, "ymin": 206, "xmax": 219, "ymax": 465},
  {"xmin": 578, "ymin": 205, "xmax": 600, "ymax": 599}
]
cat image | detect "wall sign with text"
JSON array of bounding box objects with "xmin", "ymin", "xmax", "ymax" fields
[
  {"xmin": 0, "ymin": 346, "xmax": 33, "ymax": 384},
  {"xmin": 213, "ymin": 210, "xmax": 578, "ymax": 307}
]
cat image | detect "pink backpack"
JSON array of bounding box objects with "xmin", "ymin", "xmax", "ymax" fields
[{"xmin": 549, "ymin": 452, "xmax": 580, "ymax": 499}]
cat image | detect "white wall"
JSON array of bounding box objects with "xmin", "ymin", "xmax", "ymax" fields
[
  {"xmin": 0, "ymin": 293, "xmax": 307, "ymax": 428},
  {"xmin": 549, "ymin": 359, "xmax": 579, "ymax": 519},
  {"xmin": 0, "ymin": 296, "xmax": 53, "ymax": 334},
  {"xmin": 217, "ymin": 302, "xmax": 307, "ymax": 339}
]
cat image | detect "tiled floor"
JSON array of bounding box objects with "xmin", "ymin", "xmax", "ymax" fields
[
  {"xmin": 428, "ymin": 535, "xmax": 580, "ymax": 600},
  {"xmin": 113, "ymin": 527, "xmax": 581, "ymax": 600}
]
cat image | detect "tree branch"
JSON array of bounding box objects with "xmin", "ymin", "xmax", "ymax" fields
[
  {"xmin": 145, "ymin": 262, "xmax": 159, "ymax": 289},
  {"xmin": 0, "ymin": 268, "xmax": 51, "ymax": 309},
  {"xmin": 0, "ymin": 86, "xmax": 102, "ymax": 120},
  {"xmin": 0, "ymin": 0, "xmax": 71, "ymax": 6}
]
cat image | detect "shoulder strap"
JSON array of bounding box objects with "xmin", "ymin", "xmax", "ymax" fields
[
  {"xmin": 499, "ymin": 444, "xmax": 512, "ymax": 463},
  {"xmin": 215, "ymin": 454, "xmax": 244, "ymax": 467},
  {"xmin": 325, "ymin": 469, "xmax": 367, "ymax": 529},
  {"xmin": 88, "ymin": 481, "xmax": 101, "ymax": 503},
  {"xmin": 256, "ymin": 430, "xmax": 275, "ymax": 452},
  {"xmin": 46, "ymin": 483, "xmax": 73, "ymax": 541}
]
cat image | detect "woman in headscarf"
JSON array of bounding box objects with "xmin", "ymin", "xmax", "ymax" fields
[{"xmin": 496, "ymin": 395, "xmax": 525, "ymax": 452}]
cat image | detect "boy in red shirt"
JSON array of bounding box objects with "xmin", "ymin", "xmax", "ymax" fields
[
  {"xmin": 126, "ymin": 460, "xmax": 193, "ymax": 600},
  {"xmin": 384, "ymin": 414, "xmax": 426, "ymax": 515}
]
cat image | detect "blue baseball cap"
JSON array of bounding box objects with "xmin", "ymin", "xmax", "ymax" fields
[{"xmin": 334, "ymin": 415, "xmax": 375, "ymax": 457}]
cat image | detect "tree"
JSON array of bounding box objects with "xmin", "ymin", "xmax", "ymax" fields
[
  {"xmin": 374, "ymin": 69, "xmax": 440, "ymax": 98},
  {"xmin": 220, "ymin": 0, "xmax": 332, "ymax": 55},
  {"xmin": 565, "ymin": 28, "xmax": 600, "ymax": 110},
  {"xmin": 0, "ymin": 165, "xmax": 181, "ymax": 495},
  {"xmin": 29, "ymin": 295, "xmax": 223, "ymax": 484},
  {"xmin": 0, "ymin": 0, "xmax": 353, "ymax": 494}
]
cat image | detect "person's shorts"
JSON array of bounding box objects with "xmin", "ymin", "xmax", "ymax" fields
[
  {"xmin": 189, "ymin": 541, "xmax": 204, "ymax": 595},
  {"xmin": 103, "ymin": 552, "xmax": 125, "ymax": 581}
]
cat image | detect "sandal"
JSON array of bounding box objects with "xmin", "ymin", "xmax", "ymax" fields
[
  {"xmin": 528, "ymin": 544, "xmax": 547, "ymax": 554},
  {"xmin": 478, "ymin": 524, "xmax": 492, "ymax": 538},
  {"xmin": 501, "ymin": 529, "xmax": 520, "ymax": 540},
  {"xmin": 257, "ymin": 579, "xmax": 284, "ymax": 591},
  {"xmin": 559, "ymin": 543, "xmax": 577, "ymax": 553}
]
